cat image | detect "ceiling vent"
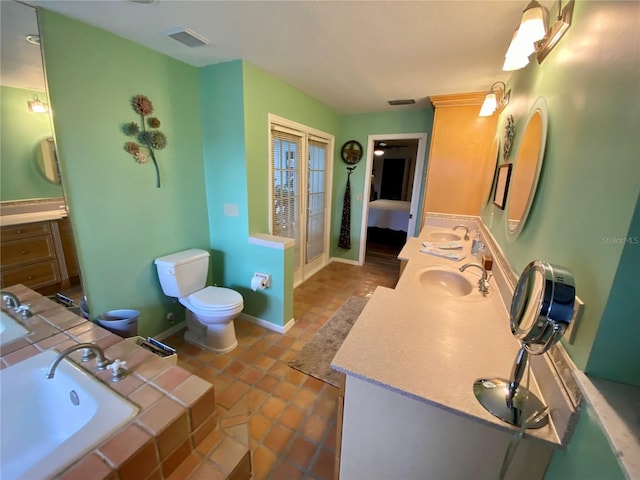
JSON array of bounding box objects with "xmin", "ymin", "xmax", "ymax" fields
[
  {"xmin": 388, "ymin": 99, "xmax": 416, "ymax": 106},
  {"xmin": 165, "ymin": 28, "xmax": 209, "ymax": 48}
]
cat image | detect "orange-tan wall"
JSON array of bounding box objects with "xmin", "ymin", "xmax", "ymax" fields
[{"xmin": 422, "ymin": 93, "xmax": 498, "ymax": 221}]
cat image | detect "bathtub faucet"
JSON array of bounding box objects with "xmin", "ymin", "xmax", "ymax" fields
[
  {"xmin": 45, "ymin": 343, "xmax": 111, "ymax": 379},
  {"xmin": 1, "ymin": 291, "xmax": 20, "ymax": 309}
]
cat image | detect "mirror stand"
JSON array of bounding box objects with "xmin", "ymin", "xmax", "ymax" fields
[
  {"xmin": 473, "ymin": 260, "xmax": 575, "ymax": 430},
  {"xmin": 473, "ymin": 344, "xmax": 548, "ymax": 429}
]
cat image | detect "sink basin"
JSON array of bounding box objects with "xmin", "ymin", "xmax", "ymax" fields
[
  {"xmin": 423, "ymin": 231, "xmax": 461, "ymax": 242},
  {"xmin": 0, "ymin": 310, "xmax": 30, "ymax": 347},
  {"xmin": 0, "ymin": 349, "xmax": 138, "ymax": 479},
  {"xmin": 412, "ymin": 266, "xmax": 474, "ymax": 297}
]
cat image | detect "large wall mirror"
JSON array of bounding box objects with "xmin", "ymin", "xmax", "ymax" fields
[
  {"xmin": 505, "ymin": 96, "xmax": 548, "ymax": 239},
  {"xmin": 1, "ymin": 2, "xmax": 83, "ymax": 352},
  {"xmin": 0, "ymin": 1, "xmax": 63, "ymax": 200}
]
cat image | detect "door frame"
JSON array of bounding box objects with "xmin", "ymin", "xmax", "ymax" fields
[
  {"xmin": 357, "ymin": 132, "xmax": 428, "ymax": 266},
  {"xmin": 267, "ymin": 114, "xmax": 334, "ymax": 287}
]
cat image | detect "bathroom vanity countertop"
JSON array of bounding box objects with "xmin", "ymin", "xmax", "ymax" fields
[
  {"xmin": 0, "ymin": 209, "xmax": 68, "ymax": 226},
  {"xmin": 332, "ymin": 226, "xmax": 561, "ymax": 446}
]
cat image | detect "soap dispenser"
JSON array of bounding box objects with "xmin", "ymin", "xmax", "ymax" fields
[{"xmin": 471, "ymin": 230, "xmax": 482, "ymax": 255}]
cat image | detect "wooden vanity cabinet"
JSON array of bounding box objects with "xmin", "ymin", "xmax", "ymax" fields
[{"xmin": 0, "ymin": 219, "xmax": 78, "ymax": 294}]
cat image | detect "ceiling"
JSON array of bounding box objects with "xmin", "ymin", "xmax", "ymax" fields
[{"xmin": 9, "ymin": 0, "xmax": 550, "ymax": 114}]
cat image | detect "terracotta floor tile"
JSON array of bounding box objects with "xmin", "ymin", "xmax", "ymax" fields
[
  {"xmin": 246, "ymin": 388, "xmax": 269, "ymax": 411},
  {"xmin": 286, "ymin": 436, "xmax": 318, "ymax": 470},
  {"xmin": 169, "ymin": 258, "xmax": 399, "ymax": 480},
  {"xmin": 263, "ymin": 423, "xmax": 295, "ymax": 453},
  {"xmin": 272, "ymin": 381, "xmax": 298, "ymax": 401},
  {"xmin": 270, "ymin": 461, "xmax": 306, "ymax": 480},
  {"xmin": 216, "ymin": 381, "xmax": 250, "ymax": 409},
  {"xmin": 251, "ymin": 445, "xmax": 278, "ymax": 480},
  {"xmin": 259, "ymin": 396, "xmax": 287, "ymax": 420},
  {"xmin": 311, "ymin": 447, "xmax": 336, "ymax": 479},
  {"xmin": 301, "ymin": 414, "xmax": 329, "ymax": 443},
  {"xmin": 292, "ymin": 388, "xmax": 316, "ymax": 410},
  {"xmin": 279, "ymin": 406, "xmax": 306, "ymax": 431},
  {"xmin": 256, "ymin": 374, "xmax": 280, "ymax": 392},
  {"xmin": 248, "ymin": 413, "xmax": 272, "ymax": 443}
]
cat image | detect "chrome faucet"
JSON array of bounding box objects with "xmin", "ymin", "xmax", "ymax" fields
[
  {"xmin": 459, "ymin": 263, "xmax": 491, "ymax": 296},
  {"xmin": 1, "ymin": 291, "xmax": 20, "ymax": 309},
  {"xmin": 453, "ymin": 225, "xmax": 470, "ymax": 240},
  {"xmin": 45, "ymin": 343, "xmax": 111, "ymax": 379},
  {"xmin": 1, "ymin": 291, "xmax": 31, "ymax": 319}
]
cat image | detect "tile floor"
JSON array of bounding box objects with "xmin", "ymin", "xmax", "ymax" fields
[{"xmin": 166, "ymin": 250, "xmax": 400, "ymax": 479}]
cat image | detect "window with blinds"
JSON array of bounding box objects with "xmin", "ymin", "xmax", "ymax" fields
[
  {"xmin": 269, "ymin": 115, "xmax": 333, "ymax": 282},
  {"xmin": 271, "ymin": 127, "xmax": 303, "ymax": 267}
]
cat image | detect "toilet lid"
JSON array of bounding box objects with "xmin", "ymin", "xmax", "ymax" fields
[{"xmin": 188, "ymin": 286, "xmax": 243, "ymax": 311}]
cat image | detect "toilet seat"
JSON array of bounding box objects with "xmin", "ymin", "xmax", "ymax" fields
[{"xmin": 187, "ymin": 286, "xmax": 243, "ymax": 312}]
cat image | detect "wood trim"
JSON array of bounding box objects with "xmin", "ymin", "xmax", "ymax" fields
[
  {"xmin": 428, "ymin": 91, "xmax": 487, "ymax": 108},
  {"xmin": 49, "ymin": 220, "xmax": 70, "ymax": 289},
  {"xmin": 334, "ymin": 373, "xmax": 346, "ymax": 480}
]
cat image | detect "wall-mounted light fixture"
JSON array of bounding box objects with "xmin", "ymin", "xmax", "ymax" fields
[
  {"xmin": 479, "ymin": 81, "xmax": 511, "ymax": 117},
  {"xmin": 503, "ymin": 0, "xmax": 574, "ymax": 71},
  {"xmin": 28, "ymin": 94, "xmax": 49, "ymax": 113}
]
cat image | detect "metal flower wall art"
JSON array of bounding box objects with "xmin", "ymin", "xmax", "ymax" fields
[{"xmin": 122, "ymin": 94, "xmax": 167, "ymax": 187}]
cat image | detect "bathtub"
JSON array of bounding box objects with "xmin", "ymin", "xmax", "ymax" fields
[{"xmin": 0, "ymin": 349, "xmax": 138, "ymax": 479}]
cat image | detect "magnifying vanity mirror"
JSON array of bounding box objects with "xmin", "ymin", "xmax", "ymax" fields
[
  {"xmin": 473, "ymin": 260, "xmax": 575, "ymax": 428},
  {"xmin": 505, "ymin": 97, "xmax": 548, "ymax": 239}
]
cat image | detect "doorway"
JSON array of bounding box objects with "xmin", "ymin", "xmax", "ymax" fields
[{"xmin": 358, "ymin": 133, "xmax": 428, "ymax": 266}]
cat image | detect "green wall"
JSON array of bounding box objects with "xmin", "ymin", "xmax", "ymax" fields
[
  {"xmin": 544, "ymin": 404, "xmax": 625, "ymax": 480},
  {"xmin": 197, "ymin": 61, "xmax": 338, "ymax": 327},
  {"xmin": 481, "ymin": 1, "xmax": 639, "ymax": 381},
  {"xmin": 1, "ymin": 85, "xmax": 63, "ymax": 201},
  {"xmin": 586, "ymin": 192, "xmax": 640, "ymax": 383},
  {"xmin": 39, "ymin": 10, "xmax": 209, "ymax": 336},
  {"xmin": 475, "ymin": 2, "xmax": 638, "ymax": 477},
  {"xmin": 331, "ymin": 110, "xmax": 434, "ymax": 262}
]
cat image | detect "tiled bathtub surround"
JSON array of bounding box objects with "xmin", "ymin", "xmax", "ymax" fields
[{"xmin": 0, "ymin": 286, "xmax": 251, "ymax": 480}]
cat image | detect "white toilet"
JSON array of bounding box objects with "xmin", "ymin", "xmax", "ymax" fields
[{"xmin": 154, "ymin": 248, "xmax": 244, "ymax": 354}]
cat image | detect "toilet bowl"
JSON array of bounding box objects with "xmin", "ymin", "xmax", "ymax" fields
[{"xmin": 154, "ymin": 249, "xmax": 244, "ymax": 354}]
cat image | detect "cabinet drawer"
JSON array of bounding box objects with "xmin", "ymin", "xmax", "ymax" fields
[
  {"xmin": 0, "ymin": 236, "xmax": 56, "ymax": 267},
  {"xmin": 1, "ymin": 260, "xmax": 61, "ymax": 289},
  {"xmin": 1, "ymin": 222, "xmax": 51, "ymax": 241}
]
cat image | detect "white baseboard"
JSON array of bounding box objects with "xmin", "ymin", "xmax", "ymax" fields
[
  {"xmin": 239, "ymin": 313, "xmax": 295, "ymax": 334},
  {"xmin": 330, "ymin": 256, "xmax": 360, "ymax": 266}
]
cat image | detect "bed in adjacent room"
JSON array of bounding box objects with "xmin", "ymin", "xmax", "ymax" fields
[{"xmin": 367, "ymin": 199, "xmax": 411, "ymax": 232}]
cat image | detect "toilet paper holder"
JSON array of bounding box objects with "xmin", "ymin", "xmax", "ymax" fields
[{"xmin": 251, "ymin": 273, "xmax": 272, "ymax": 291}]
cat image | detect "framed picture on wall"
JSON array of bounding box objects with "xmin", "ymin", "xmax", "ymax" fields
[{"xmin": 493, "ymin": 163, "xmax": 512, "ymax": 210}]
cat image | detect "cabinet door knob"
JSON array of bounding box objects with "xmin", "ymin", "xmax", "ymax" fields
[{"xmin": 21, "ymin": 250, "xmax": 28, "ymax": 255}]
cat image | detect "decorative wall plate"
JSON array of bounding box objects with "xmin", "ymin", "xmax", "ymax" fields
[
  {"xmin": 340, "ymin": 140, "xmax": 363, "ymax": 165},
  {"xmin": 503, "ymin": 115, "xmax": 514, "ymax": 160}
]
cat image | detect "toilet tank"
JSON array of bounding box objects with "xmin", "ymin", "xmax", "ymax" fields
[{"xmin": 154, "ymin": 249, "xmax": 210, "ymax": 297}]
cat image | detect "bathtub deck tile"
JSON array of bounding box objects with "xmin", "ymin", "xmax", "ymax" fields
[{"xmin": 98, "ymin": 424, "xmax": 152, "ymax": 468}]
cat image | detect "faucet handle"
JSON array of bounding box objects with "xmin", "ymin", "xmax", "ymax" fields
[
  {"xmin": 107, "ymin": 359, "xmax": 127, "ymax": 382},
  {"xmin": 16, "ymin": 304, "xmax": 32, "ymax": 319}
]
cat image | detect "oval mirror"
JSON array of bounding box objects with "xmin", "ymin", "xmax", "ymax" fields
[
  {"xmin": 506, "ymin": 96, "xmax": 548, "ymax": 239},
  {"xmin": 480, "ymin": 134, "xmax": 500, "ymax": 207},
  {"xmin": 36, "ymin": 137, "xmax": 61, "ymax": 184}
]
